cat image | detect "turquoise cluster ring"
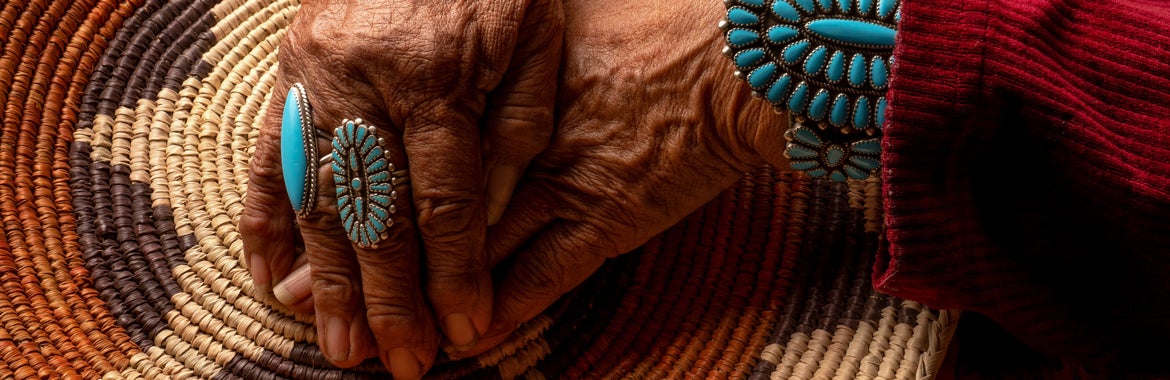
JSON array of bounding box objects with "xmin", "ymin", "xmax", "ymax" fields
[
  {"xmin": 720, "ymin": 0, "xmax": 900, "ymax": 181},
  {"xmin": 329, "ymin": 118, "xmax": 409, "ymax": 249}
]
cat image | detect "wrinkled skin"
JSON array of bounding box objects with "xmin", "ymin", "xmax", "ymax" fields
[
  {"xmin": 463, "ymin": 0, "xmax": 789, "ymax": 356},
  {"xmin": 241, "ymin": 0, "xmax": 791, "ymax": 375},
  {"xmin": 239, "ymin": 0, "xmax": 564, "ymax": 378}
]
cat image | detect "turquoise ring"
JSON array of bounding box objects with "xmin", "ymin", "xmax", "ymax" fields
[
  {"xmin": 280, "ymin": 83, "xmax": 320, "ymax": 218},
  {"xmin": 329, "ymin": 118, "xmax": 409, "ymax": 249},
  {"xmin": 720, "ymin": 0, "xmax": 899, "ymax": 181}
]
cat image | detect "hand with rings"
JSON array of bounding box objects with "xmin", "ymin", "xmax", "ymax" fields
[{"xmin": 238, "ymin": 0, "xmax": 564, "ymax": 378}]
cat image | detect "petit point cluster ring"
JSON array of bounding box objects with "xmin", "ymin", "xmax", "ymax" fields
[
  {"xmin": 330, "ymin": 118, "xmax": 410, "ymax": 249},
  {"xmin": 720, "ymin": 0, "xmax": 901, "ymax": 181}
]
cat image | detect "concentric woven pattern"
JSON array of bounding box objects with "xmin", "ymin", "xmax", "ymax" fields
[{"xmin": 0, "ymin": 0, "xmax": 958, "ymax": 378}]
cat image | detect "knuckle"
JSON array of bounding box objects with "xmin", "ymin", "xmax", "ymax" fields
[
  {"xmin": 492, "ymin": 105, "xmax": 553, "ymax": 138},
  {"xmin": 240, "ymin": 191, "xmax": 290, "ymax": 238},
  {"xmin": 247, "ymin": 136, "xmax": 283, "ymax": 181},
  {"xmin": 514, "ymin": 258, "xmax": 565, "ymax": 299},
  {"xmin": 238, "ymin": 208, "xmax": 275, "ymax": 238},
  {"xmin": 414, "ymin": 189, "xmax": 479, "ymax": 241},
  {"xmin": 425, "ymin": 257, "xmax": 486, "ymax": 293},
  {"xmin": 573, "ymin": 222, "xmax": 624, "ymax": 259},
  {"xmin": 312, "ymin": 279, "xmax": 359, "ymax": 310},
  {"xmin": 365, "ymin": 298, "xmax": 421, "ymax": 332}
]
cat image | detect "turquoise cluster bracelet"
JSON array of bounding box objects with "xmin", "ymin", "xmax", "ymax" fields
[{"xmin": 720, "ymin": 0, "xmax": 900, "ymax": 181}]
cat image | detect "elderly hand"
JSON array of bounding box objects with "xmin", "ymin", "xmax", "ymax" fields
[
  {"xmin": 238, "ymin": 0, "xmax": 563, "ymax": 377},
  {"xmin": 460, "ymin": 0, "xmax": 789, "ymax": 356}
]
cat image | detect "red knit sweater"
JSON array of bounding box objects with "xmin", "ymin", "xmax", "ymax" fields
[{"xmin": 880, "ymin": 0, "xmax": 1170, "ymax": 374}]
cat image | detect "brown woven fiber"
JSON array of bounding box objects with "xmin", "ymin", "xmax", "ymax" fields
[{"xmin": 0, "ymin": 0, "xmax": 959, "ymax": 378}]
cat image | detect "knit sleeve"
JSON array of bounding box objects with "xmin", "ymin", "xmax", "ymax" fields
[{"xmin": 877, "ymin": 0, "xmax": 1170, "ymax": 367}]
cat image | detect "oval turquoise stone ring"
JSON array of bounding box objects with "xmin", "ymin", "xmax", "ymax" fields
[
  {"xmin": 281, "ymin": 83, "xmax": 318, "ymax": 218},
  {"xmin": 721, "ymin": 0, "xmax": 900, "ymax": 181}
]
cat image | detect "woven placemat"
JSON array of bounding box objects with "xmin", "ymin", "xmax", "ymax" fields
[{"xmin": 0, "ymin": 0, "xmax": 958, "ymax": 378}]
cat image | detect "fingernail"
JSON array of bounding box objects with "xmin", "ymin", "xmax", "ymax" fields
[
  {"xmin": 248, "ymin": 253, "xmax": 271, "ymax": 294},
  {"xmin": 322, "ymin": 315, "xmax": 350, "ymax": 363},
  {"xmin": 485, "ymin": 165, "xmax": 522, "ymax": 226},
  {"xmin": 273, "ymin": 263, "xmax": 312, "ymax": 306},
  {"xmin": 388, "ymin": 348, "xmax": 422, "ymax": 380},
  {"xmin": 443, "ymin": 313, "xmax": 479, "ymax": 349}
]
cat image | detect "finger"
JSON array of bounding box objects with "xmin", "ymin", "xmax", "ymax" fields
[
  {"xmin": 276, "ymin": 13, "xmax": 438, "ymax": 372},
  {"xmin": 402, "ymin": 105, "xmax": 493, "ymax": 352},
  {"xmin": 333, "ymin": 120, "xmax": 437, "ymax": 379},
  {"xmin": 272, "ymin": 261, "xmax": 314, "ymax": 314},
  {"xmin": 484, "ymin": 181, "xmax": 558, "ymax": 267},
  {"xmin": 279, "ymin": 49, "xmax": 438, "ymax": 371},
  {"xmin": 240, "ymin": 80, "xmax": 299, "ymax": 298},
  {"xmin": 482, "ymin": 0, "xmax": 564, "ymax": 225},
  {"xmin": 297, "ymin": 174, "xmax": 378, "ymax": 368},
  {"xmin": 469, "ymin": 221, "xmax": 611, "ymax": 357}
]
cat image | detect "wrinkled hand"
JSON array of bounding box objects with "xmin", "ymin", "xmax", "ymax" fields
[
  {"xmin": 461, "ymin": 0, "xmax": 790, "ymax": 356},
  {"xmin": 239, "ymin": 0, "xmax": 563, "ymax": 377}
]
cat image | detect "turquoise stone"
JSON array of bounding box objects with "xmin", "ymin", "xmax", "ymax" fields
[
  {"xmin": 771, "ymin": 1, "xmax": 800, "ymax": 22},
  {"xmin": 728, "ymin": 7, "xmax": 759, "ymax": 25},
  {"xmin": 808, "ymin": 168, "xmax": 828, "ymax": 177},
  {"xmin": 793, "ymin": 0, "xmax": 815, "ymax": 12},
  {"xmin": 806, "ymin": 19, "xmax": 896, "ymax": 47},
  {"xmin": 739, "ymin": 0, "xmax": 765, "ymax": 6},
  {"xmin": 783, "ymin": 40, "xmax": 810, "ymax": 63},
  {"xmin": 367, "ymin": 157, "xmax": 387, "ymax": 172},
  {"xmin": 818, "ymin": 0, "xmax": 832, "ymax": 10},
  {"xmin": 845, "ymin": 166, "xmax": 867, "ymax": 180},
  {"xmin": 790, "ymin": 160, "xmax": 819, "ymax": 171},
  {"xmin": 804, "ymin": 46, "xmax": 828, "ymax": 75},
  {"xmin": 767, "ymin": 25, "xmax": 799, "ymax": 44},
  {"xmin": 876, "ymin": 97, "xmax": 888, "ymax": 128},
  {"xmin": 368, "ymin": 170, "xmax": 390, "ymax": 183},
  {"xmin": 825, "ymin": 145, "xmax": 845, "ymax": 166},
  {"xmin": 878, "ymin": 0, "xmax": 896, "ymax": 18},
  {"xmin": 736, "ymin": 48, "xmax": 766, "ymax": 69},
  {"xmin": 826, "ymin": 51, "xmax": 845, "ymax": 82},
  {"xmin": 728, "ymin": 29, "xmax": 759, "ymax": 47},
  {"xmin": 794, "ymin": 125, "xmax": 822, "ymax": 146},
  {"xmin": 853, "ymin": 96, "xmax": 870, "ymax": 128},
  {"xmin": 787, "ymin": 82, "xmax": 809, "ymax": 111},
  {"xmin": 370, "ymin": 183, "xmax": 391, "ymax": 193},
  {"xmin": 372, "ymin": 205, "xmax": 389, "ymax": 219},
  {"xmin": 748, "ymin": 62, "xmax": 777, "ymax": 89},
  {"xmin": 830, "ymin": 94, "xmax": 849, "ymax": 126},
  {"xmin": 787, "ymin": 145, "xmax": 819, "ymax": 159},
  {"xmin": 849, "ymin": 53, "xmax": 867, "ymax": 87},
  {"xmin": 871, "ymin": 57, "xmax": 889, "ymax": 88},
  {"xmin": 859, "ymin": 0, "xmax": 873, "ymax": 14},
  {"xmin": 369, "ymin": 217, "xmax": 386, "ymax": 233},
  {"xmin": 767, "ymin": 74, "xmax": 793, "ymax": 102},
  {"xmin": 808, "ymin": 90, "xmax": 830, "ymax": 120},
  {"xmin": 850, "ymin": 155, "xmax": 880, "ymax": 170},
  {"xmin": 851, "ymin": 139, "xmax": 881, "ymax": 154},
  {"xmin": 280, "ymin": 88, "xmax": 309, "ymax": 213},
  {"xmin": 829, "ymin": 171, "xmax": 847, "ymax": 182}
]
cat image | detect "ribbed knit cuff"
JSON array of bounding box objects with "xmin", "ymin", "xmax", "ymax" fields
[{"xmin": 873, "ymin": 0, "xmax": 993, "ymax": 308}]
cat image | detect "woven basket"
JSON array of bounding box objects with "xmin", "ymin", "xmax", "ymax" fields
[{"xmin": 0, "ymin": 0, "xmax": 958, "ymax": 378}]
